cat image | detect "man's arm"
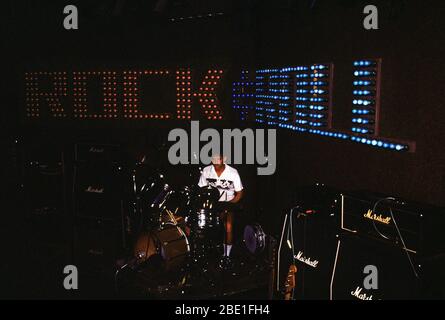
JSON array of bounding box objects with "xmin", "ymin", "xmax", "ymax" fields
[
  {"xmin": 230, "ymin": 169, "xmax": 244, "ymax": 203},
  {"xmin": 230, "ymin": 190, "xmax": 243, "ymax": 203}
]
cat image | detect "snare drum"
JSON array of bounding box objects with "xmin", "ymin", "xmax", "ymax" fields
[
  {"xmin": 187, "ymin": 185, "xmax": 221, "ymax": 230},
  {"xmin": 188, "ymin": 209, "xmax": 221, "ymax": 230}
]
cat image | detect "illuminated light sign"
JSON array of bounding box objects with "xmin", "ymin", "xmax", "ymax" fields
[
  {"xmin": 24, "ymin": 68, "xmax": 225, "ymax": 121},
  {"xmin": 123, "ymin": 70, "xmax": 172, "ymax": 119},
  {"xmin": 233, "ymin": 59, "xmax": 415, "ymax": 153},
  {"xmin": 255, "ymin": 68, "xmax": 281, "ymax": 126},
  {"xmin": 25, "ymin": 71, "xmax": 68, "ymax": 118},
  {"xmin": 24, "ymin": 61, "xmax": 416, "ymax": 153},
  {"xmin": 308, "ymin": 129, "xmax": 349, "ymax": 140},
  {"xmin": 232, "ymin": 70, "xmax": 255, "ymax": 121},
  {"xmin": 350, "ymin": 136, "xmax": 408, "ymax": 151},
  {"xmin": 194, "ymin": 69, "xmax": 225, "ymax": 120},
  {"xmin": 73, "ymin": 71, "xmax": 118, "ymax": 119},
  {"xmin": 350, "ymin": 59, "xmax": 381, "ymax": 136},
  {"xmin": 292, "ymin": 63, "xmax": 333, "ymax": 131},
  {"xmin": 176, "ymin": 68, "xmax": 192, "ymax": 120},
  {"xmin": 349, "ymin": 59, "xmax": 413, "ymax": 152}
]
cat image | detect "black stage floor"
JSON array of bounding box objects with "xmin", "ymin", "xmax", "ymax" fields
[
  {"xmin": 1, "ymin": 234, "xmax": 273, "ymax": 300},
  {"xmin": 116, "ymin": 245, "xmax": 272, "ymax": 300}
]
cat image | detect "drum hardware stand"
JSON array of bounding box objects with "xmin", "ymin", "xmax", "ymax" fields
[
  {"xmin": 114, "ymin": 251, "xmax": 146, "ymax": 294},
  {"xmin": 131, "ymin": 166, "xmax": 147, "ymax": 237},
  {"xmin": 179, "ymin": 252, "xmax": 217, "ymax": 290},
  {"xmin": 268, "ymin": 236, "xmax": 278, "ymax": 299},
  {"xmin": 179, "ymin": 220, "xmax": 222, "ymax": 289}
]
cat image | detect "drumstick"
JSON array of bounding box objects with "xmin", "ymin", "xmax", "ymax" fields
[{"xmin": 165, "ymin": 209, "xmax": 177, "ymax": 225}]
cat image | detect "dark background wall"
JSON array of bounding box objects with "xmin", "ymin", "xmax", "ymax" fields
[
  {"xmin": 261, "ymin": 0, "xmax": 445, "ymax": 208},
  {"xmin": 2, "ymin": 0, "xmax": 445, "ymax": 214}
]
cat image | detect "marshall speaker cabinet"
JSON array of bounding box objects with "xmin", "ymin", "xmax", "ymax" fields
[
  {"xmin": 277, "ymin": 184, "xmax": 341, "ymax": 299},
  {"xmin": 340, "ymin": 192, "xmax": 445, "ymax": 255},
  {"xmin": 330, "ymin": 192, "xmax": 445, "ymax": 300},
  {"xmin": 330, "ymin": 233, "xmax": 423, "ymax": 300},
  {"xmin": 23, "ymin": 142, "xmax": 68, "ymax": 245},
  {"xmin": 73, "ymin": 143, "xmax": 127, "ymax": 273}
]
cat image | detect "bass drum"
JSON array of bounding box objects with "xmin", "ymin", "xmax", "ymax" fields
[
  {"xmin": 243, "ymin": 223, "xmax": 266, "ymax": 255},
  {"xmin": 134, "ymin": 225, "xmax": 190, "ymax": 271}
]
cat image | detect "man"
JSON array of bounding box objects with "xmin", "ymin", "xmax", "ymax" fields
[{"xmin": 198, "ymin": 154, "xmax": 243, "ymax": 263}]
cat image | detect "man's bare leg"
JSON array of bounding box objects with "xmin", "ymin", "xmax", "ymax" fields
[{"xmin": 222, "ymin": 210, "xmax": 233, "ymax": 256}]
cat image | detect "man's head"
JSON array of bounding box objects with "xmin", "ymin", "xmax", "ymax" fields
[{"xmin": 211, "ymin": 154, "xmax": 226, "ymax": 170}]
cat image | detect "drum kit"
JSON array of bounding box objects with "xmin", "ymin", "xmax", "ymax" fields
[{"xmin": 124, "ymin": 161, "xmax": 267, "ymax": 278}]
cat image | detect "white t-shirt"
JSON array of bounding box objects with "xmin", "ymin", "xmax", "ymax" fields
[{"xmin": 198, "ymin": 164, "xmax": 243, "ymax": 202}]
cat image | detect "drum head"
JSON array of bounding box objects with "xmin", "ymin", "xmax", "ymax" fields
[
  {"xmin": 133, "ymin": 165, "xmax": 168, "ymax": 206},
  {"xmin": 163, "ymin": 186, "xmax": 193, "ymax": 217},
  {"xmin": 134, "ymin": 232, "xmax": 157, "ymax": 263},
  {"xmin": 243, "ymin": 224, "xmax": 266, "ymax": 255},
  {"xmin": 192, "ymin": 185, "xmax": 220, "ymax": 211},
  {"xmin": 134, "ymin": 226, "xmax": 189, "ymax": 271}
]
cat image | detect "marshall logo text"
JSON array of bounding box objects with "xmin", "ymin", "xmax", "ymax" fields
[
  {"xmin": 294, "ymin": 251, "xmax": 319, "ymax": 268},
  {"xmin": 89, "ymin": 147, "xmax": 105, "ymax": 153},
  {"xmin": 351, "ymin": 286, "xmax": 373, "ymax": 300},
  {"xmin": 363, "ymin": 209, "xmax": 391, "ymax": 225},
  {"xmin": 85, "ymin": 186, "xmax": 104, "ymax": 194}
]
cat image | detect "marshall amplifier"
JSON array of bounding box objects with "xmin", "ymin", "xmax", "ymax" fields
[
  {"xmin": 23, "ymin": 144, "xmax": 66, "ymax": 216},
  {"xmin": 277, "ymin": 184, "xmax": 340, "ymax": 299},
  {"xmin": 73, "ymin": 216, "xmax": 126, "ymax": 273},
  {"xmin": 23, "ymin": 144, "xmax": 68, "ymax": 245},
  {"xmin": 73, "ymin": 162, "xmax": 124, "ymax": 219},
  {"xmin": 75, "ymin": 143, "xmax": 121, "ymax": 164},
  {"xmin": 330, "ymin": 233, "xmax": 422, "ymax": 300},
  {"xmin": 340, "ymin": 192, "xmax": 445, "ymax": 256},
  {"xmin": 72, "ymin": 143, "xmax": 129, "ymax": 274}
]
